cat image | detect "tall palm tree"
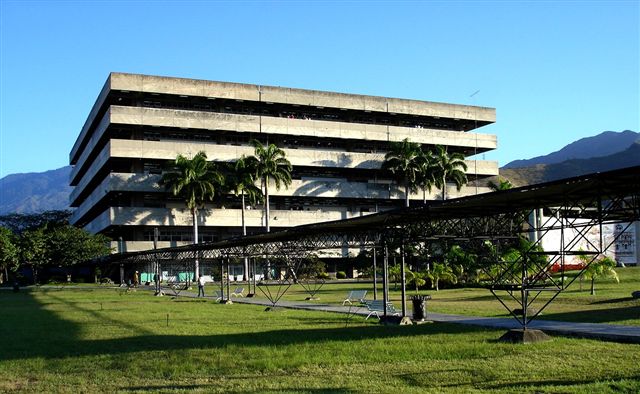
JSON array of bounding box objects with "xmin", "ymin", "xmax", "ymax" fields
[
  {"xmin": 382, "ymin": 138, "xmax": 425, "ymax": 207},
  {"xmin": 160, "ymin": 151, "xmax": 223, "ymax": 280},
  {"xmin": 246, "ymin": 140, "xmax": 292, "ymax": 232},
  {"xmin": 227, "ymin": 156, "xmax": 264, "ymax": 280},
  {"xmin": 432, "ymin": 145, "xmax": 468, "ymax": 200},
  {"xmin": 417, "ymin": 149, "xmax": 437, "ymax": 204}
]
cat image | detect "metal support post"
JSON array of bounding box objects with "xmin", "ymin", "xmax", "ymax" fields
[
  {"xmin": 220, "ymin": 258, "xmax": 224, "ymax": 302},
  {"xmin": 226, "ymin": 256, "xmax": 231, "ymax": 301},
  {"xmin": 383, "ymin": 241, "xmax": 389, "ymax": 317},
  {"xmin": 372, "ymin": 245, "xmax": 378, "ymax": 300},
  {"xmin": 521, "ymin": 254, "xmax": 528, "ymax": 329},
  {"xmin": 400, "ymin": 243, "xmax": 407, "ymax": 317}
]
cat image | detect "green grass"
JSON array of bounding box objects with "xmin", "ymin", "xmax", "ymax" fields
[
  {"xmin": 282, "ymin": 266, "xmax": 640, "ymax": 326},
  {"xmin": 1, "ymin": 287, "xmax": 639, "ymax": 393}
]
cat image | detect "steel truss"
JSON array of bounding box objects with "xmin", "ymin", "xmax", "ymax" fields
[{"xmin": 109, "ymin": 167, "xmax": 640, "ymax": 328}]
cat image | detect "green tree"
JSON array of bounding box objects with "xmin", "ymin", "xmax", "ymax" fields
[
  {"xmin": 583, "ymin": 256, "xmax": 619, "ymax": 296},
  {"xmin": 20, "ymin": 226, "xmax": 50, "ymax": 284},
  {"xmin": 488, "ymin": 177, "xmax": 513, "ymax": 191},
  {"xmin": 226, "ymin": 156, "xmax": 264, "ymax": 280},
  {"xmin": 0, "ymin": 210, "xmax": 71, "ymax": 234},
  {"xmin": 406, "ymin": 269, "xmax": 427, "ymax": 293},
  {"xmin": 160, "ymin": 151, "xmax": 224, "ymax": 279},
  {"xmin": 417, "ymin": 149, "xmax": 437, "ymax": 204},
  {"xmin": 445, "ymin": 244, "xmax": 477, "ymax": 283},
  {"xmin": 382, "ymin": 138, "xmax": 425, "ymax": 207},
  {"xmin": 432, "ymin": 145, "xmax": 468, "ymax": 200},
  {"xmin": 0, "ymin": 227, "xmax": 19, "ymax": 284},
  {"xmin": 298, "ymin": 254, "xmax": 327, "ymax": 279},
  {"xmin": 427, "ymin": 262, "xmax": 457, "ymax": 291},
  {"xmin": 47, "ymin": 226, "xmax": 112, "ymax": 267},
  {"xmin": 246, "ymin": 140, "xmax": 292, "ymax": 232}
]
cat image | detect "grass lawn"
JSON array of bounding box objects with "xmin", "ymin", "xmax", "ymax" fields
[
  {"xmin": 1, "ymin": 287, "xmax": 639, "ymax": 393},
  {"xmin": 280, "ymin": 266, "xmax": 640, "ymax": 326}
]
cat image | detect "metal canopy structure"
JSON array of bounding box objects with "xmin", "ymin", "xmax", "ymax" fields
[{"xmin": 111, "ymin": 165, "xmax": 640, "ymax": 328}]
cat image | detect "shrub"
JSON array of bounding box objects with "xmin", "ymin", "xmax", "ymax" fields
[{"xmin": 336, "ymin": 271, "xmax": 347, "ymax": 279}]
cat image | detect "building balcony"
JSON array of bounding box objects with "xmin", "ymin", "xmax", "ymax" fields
[
  {"xmin": 70, "ymin": 138, "xmax": 499, "ymax": 194},
  {"xmin": 69, "ymin": 105, "xmax": 497, "ymax": 181},
  {"xmin": 73, "ymin": 175, "xmax": 493, "ymax": 229},
  {"xmin": 109, "ymin": 72, "xmax": 496, "ymax": 121},
  {"xmin": 83, "ymin": 206, "xmax": 374, "ymax": 235}
]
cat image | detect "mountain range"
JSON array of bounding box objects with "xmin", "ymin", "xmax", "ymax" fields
[
  {"xmin": 503, "ymin": 130, "xmax": 639, "ymax": 169},
  {"xmin": 0, "ymin": 166, "xmax": 72, "ymax": 215},
  {"xmin": 499, "ymin": 130, "xmax": 639, "ymax": 187},
  {"xmin": 0, "ymin": 130, "xmax": 638, "ymax": 214}
]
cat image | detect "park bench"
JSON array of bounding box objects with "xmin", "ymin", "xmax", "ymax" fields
[
  {"xmin": 230, "ymin": 287, "xmax": 244, "ymax": 298},
  {"xmin": 364, "ymin": 300, "xmax": 400, "ymax": 320},
  {"xmin": 342, "ymin": 290, "xmax": 368, "ymax": 305}
]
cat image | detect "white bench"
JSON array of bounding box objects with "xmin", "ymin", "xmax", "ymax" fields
[
  {"xmin": 342, "ymin": 290, "xmax": 368, "ymax": 305},
  {"xmin": 364, "ymin": 300, "xmax": 399, "ymax": 320}
]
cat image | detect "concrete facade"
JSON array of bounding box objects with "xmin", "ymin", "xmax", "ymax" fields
[{"xmin": 70, "ymin": 73, "xmax": 499, "ymax": 254}]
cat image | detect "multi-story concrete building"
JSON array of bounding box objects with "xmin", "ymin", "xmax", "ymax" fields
[{"xmin": 69, "ymin": 72, "xmax": 499, "ymax": 256}]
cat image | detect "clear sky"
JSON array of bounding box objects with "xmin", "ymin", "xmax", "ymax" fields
[{"xmin": 0, "ymin": 0, "xmax": 638, "ymax": 178}]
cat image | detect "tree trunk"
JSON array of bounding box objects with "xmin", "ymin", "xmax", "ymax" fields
[
  {"xmin": 442, "ymin": 176, "xmax": 447, "ymax": 200},
  {"xmin": 241, "ymin": 192, "xmax": 249, "ymax": 281},
  {"xmin": 405, "ymin": 184, "xmax": 410, "ymax": 207},
  {"xmin": 192, "ymin": 207, "xmax": 199, "ymax": 282},
  {"xmin": 265, "ymin": 181, "xmax": 270, "ymax": 233},
  {"xmin": 422, "ymin": 188, "xmax": 426, "ymax": 204},
  {"xmin": 264, "ymin": 181, "xmax": 271, "ymax": 279},
  {"xmin": 590, "ymin": 277, "xmax": 595, "ymax": 295}
]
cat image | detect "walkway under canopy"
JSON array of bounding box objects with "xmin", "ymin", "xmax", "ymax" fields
[{"xmin": 110, "ymin": 165, "xmax": 640, "ymax": 328}]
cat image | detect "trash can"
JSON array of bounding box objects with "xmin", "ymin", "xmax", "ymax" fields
[{"xmin": 411, "ymin": 294, "xmax": 431, "ymax": 321}]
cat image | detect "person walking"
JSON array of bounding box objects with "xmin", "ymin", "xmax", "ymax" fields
[
  {"xmin": 133, "ymin": 271, "xmax": 139, "ymax": 288},
  {"xmin": 197, "ymin": 275, "xmax": 206, "ymax": 297}
]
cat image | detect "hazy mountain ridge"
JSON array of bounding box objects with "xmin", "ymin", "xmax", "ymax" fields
[
  {"xmin": 500, "ymin": 139, "xmax": 640, "ymax": 187},
  {"xmin": 0, "ymin": 166, "xmax": 72, "ymax": 215},
  {"xmin": 504, "ymin": 130, "xmax": 639, "ymax": 169}
]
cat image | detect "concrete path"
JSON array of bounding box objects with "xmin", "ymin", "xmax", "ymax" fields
[{"xmin": 226, "ymin": 296, "xmax": 640, "ymax": 344}]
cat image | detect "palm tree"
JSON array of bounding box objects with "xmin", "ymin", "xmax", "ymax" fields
[
  {"xmin": 227, "ymin": 156, "xmax": 264, "ymax": 280},
  {"xmin": 417, "ymin": 149, "xmax": 437, "ymax": 204},
  {"xmin": 427, "ymin": 262, "xmax": 457, "ymax": 291},
  {"xmin": 406, "ymin": 269, "xmax": 427, "ymax": 293},
  {"xmin": 432, "ymin": 145, "xmax": 468, "ymax": 200},
  {"xmin": 488, "ymin": 177, "xmax": 513, "ymax": 191},
  {"xmin": 382, "ymin": 138, "xmax": 425, "ymax": 207},
  {"xmin": 583, "ymin": 256, "xmax": 619, "ymax": 295},
  {"xmin": 160, "ymin": 151, "xmax": 223, "ymax": 280},
  {"xmin": 246, "ymin": 140, "xmax": 292, "ymax": 233}
]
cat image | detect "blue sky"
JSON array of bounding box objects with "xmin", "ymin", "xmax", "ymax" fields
[{"xmin": 0, "ymin": 0, "xmax": 638, "ymax": 178}]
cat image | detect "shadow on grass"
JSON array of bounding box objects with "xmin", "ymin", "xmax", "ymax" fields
[
  {"xmin": 0, "ymin": 289, "xmax": 489, "ymax": 362},
  {"xmin": 123, "ymin": 384, "xmax": 357, "ymax": 393},
  {"xmin": 481, "ymin": 376, "xmax": 640, "ymax": 391},
  {"xmin": 590, "ymin": 297, "xmax": 636, "ymax": 305},
  {"xmin": 540, "ymin": 305, "xmax": 640, "ymax": 324}
]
